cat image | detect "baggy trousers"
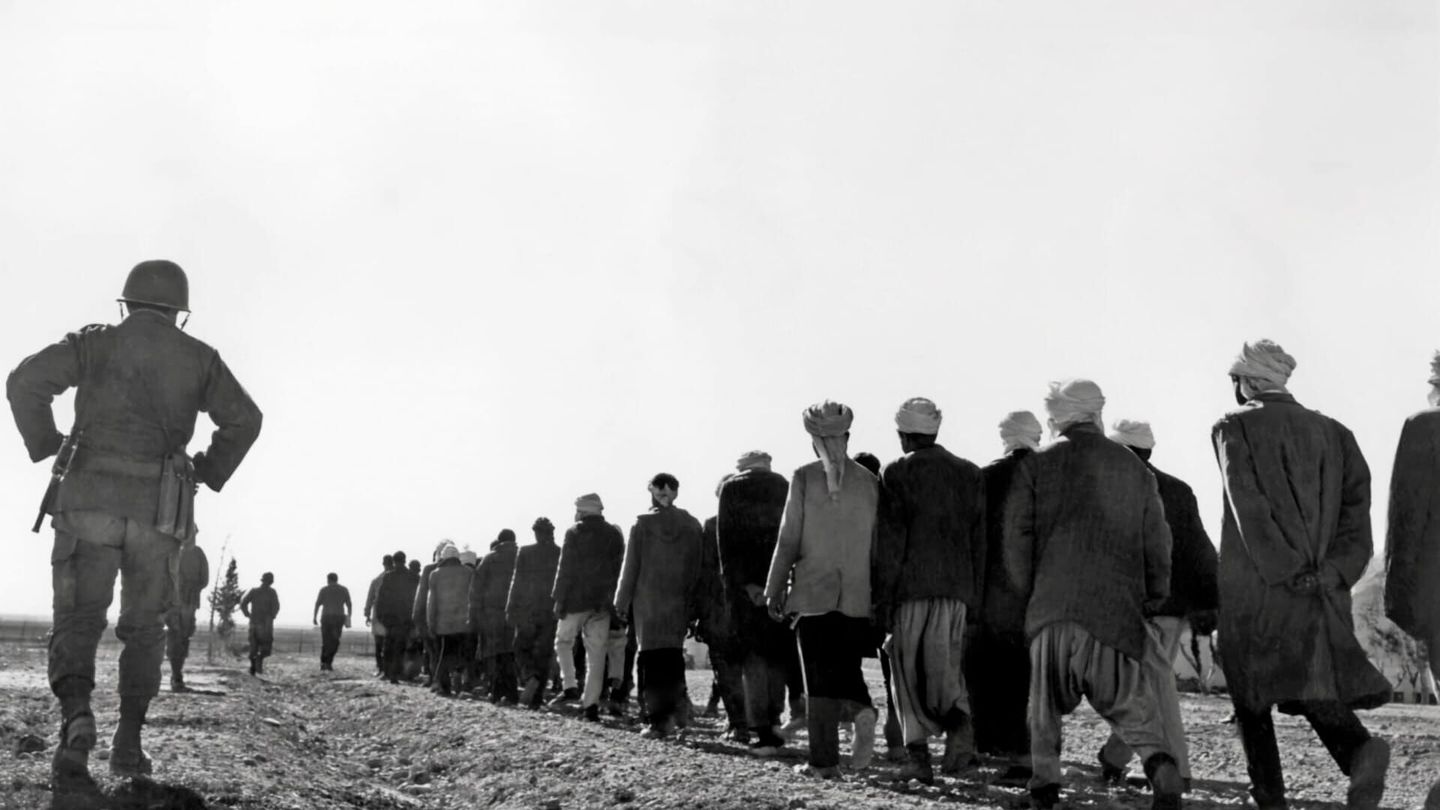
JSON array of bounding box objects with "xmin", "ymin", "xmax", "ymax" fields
[
  {"xmin": 50, "ymin": 510, "xmax": 178, "ymax": 701},
  {"xmin": 885, "ymin": 598, "xmax": 970, "ymax": 745},
  {"xmin": 164, "ymin": 602, "xmax": 199, "ymax": 680},
  {"xmin": 796, "ymin": 612, "xmax": 873, "ymax": 769},
  {"xmin": 1101, "ymin": 616, "xmax": 1190, "ymax": 778},
  {"xmin": 319, "ymin": 615, "xmax": 346, "ymax": 666},
  {"xmin": 1028, "ymin": 622, "xmax": 1170, "ymax": 790},
  {"xmin": 555, "ymin": 610, "xmax": 611, "ymax": 707}
]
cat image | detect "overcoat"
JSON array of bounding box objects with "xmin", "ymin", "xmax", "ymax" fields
[
  {"xmin": 614, "ymin": 505, "xmax": 703, "ymax": 650},
  {"xmin": 472, "ymin": 541, "xmax": 518, "ymax": 656},
  {"xmin": 1384, "ymin": 408, "xmax": 1440, "ymax": 640},
  {"xmin": 1213, "ymin": 392, "xmax": 1390, "ymax": 710}
]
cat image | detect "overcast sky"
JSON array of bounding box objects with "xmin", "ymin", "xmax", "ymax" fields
[{"xmin": 1, "ymin": 1, "xmax": 1435, "ymax": 625}]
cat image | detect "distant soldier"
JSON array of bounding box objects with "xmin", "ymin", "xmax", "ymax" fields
[
  {"xmin": 166, "ymin": 543, "xmax": 210, "ymax": 692},
  {"xmin": 374, "ymin": 551, "xmax": 420, "ymax": 684},
  {"xmin": 312, "ymin": 573, "xmax": 352, "ymax": 672},
  {"xmin": 240, "ymin": 573, "xmax": 280, "ymax": 676},
  {"xmin": 507, "ymin": 517, "xmax": 562, "ymax": 708},
  {"xmin": 7, "ymin": 260, "xmax": 262, "ymax": 791},
  {"xmin": 363, "ymin": 555, "xmax": 394, "ymax": 676}
]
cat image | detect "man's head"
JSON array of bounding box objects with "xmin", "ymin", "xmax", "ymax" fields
[
  {"xmin": 392, "ymin": 551, "xmax": 407, "ymax": 568},
  {"xmin": 1108, "ymin": 419, "xmax": 1155, "ymax": 462},
  {"xmin": 852, "ymin": 452, "xmax": 881, "ymax": 478},
  {"xmin": 439, "ymin": 544, "xmax": 460, "ymax": 562},
  {"xmin": 735, "ymin": 450, "xmax": 772, "ymax": 473},
  {"xmin": 1428, "ymin": 350, "xmax": 1440, "ymax": 407},
  {"xmin": 1228, "ymin": 339, "xmax": 1296, "ymax": 404},
  {"xmin": 118, "ymin": 260, "xmax": 190, "ymax": 323},
  {"xmin": 382, "ymin": 554, "xmax": 394, "ymax": 570},
  {"xmin": 496, "ymin": 529, "xmax": 517, "ymax": 546},
  {"xmin": 459, "ymin": 547, "xmax": 478, "ymax": 567},
  {"xmin": 803, "ymin": 400, "xmax": 854, "ymax": 500},
  {"xmin": 1044, "ymin": 379, "xmax": 1105, "ymax": 437},
  {"xmin": 575, "ymin": 493, "xmax": 604, "ymax": 521},
  {"xmin": 433, "ymin": 539, "xmax": 455, "ymax": 562},
  {"xmin": 408, "ymin": 560, "xmax": 421, "ymax": 573},
  {"xmin": 327, "ymin": 572, "xmax": 338, "ymax": 584},
  {"xmin": 999, "ymin": 410, "xmax": 1043, "ymax": 453},
  {"xmin": 532, "ymin": 517, "xmax": 555, "ymax": 544},
  {"xmin": 261, "ymin": 572, "xmax": 274, "ymax": 586},
  {"xmin": 649, "ymin": 473, "xmax": 679, "ymax": 508},
  {"xmin": 895, "ymin": 397, "xmax": 941, "ymax": 453}
]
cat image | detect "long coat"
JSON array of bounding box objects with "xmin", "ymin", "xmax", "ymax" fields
[
  {"xmin": 472, "ymin": 542, "xmax": 518, "ymax": 657},
  {"xmin": 614, "ymin": 505, "xmax": 703, "ymax": 651},
  {"xmin": 506, "ymin": 540, "xmax": 561, "ymax": 627},
  {"xmin": 427, "ymin": 558, "xmax": 472, "ymax": 637},
  {"xmin": 764, "ymin": 458, "xmax": 879, "ymax": 620},
  {"xmin": 1213, "ymin": 392, "xmax": 1390, "ymax": 711},
  {"xmin": 978, "ymin": 449, "xmax": 1031, "ymax": 643},
  {"xmin": 1384, "ymin": 408, "xmax": 1440, "ymax": 641}
]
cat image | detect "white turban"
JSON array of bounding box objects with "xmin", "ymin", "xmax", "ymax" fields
[
  {"xmin": 575, "ymin": 493, "xmax": 604, "ymax": 516},
  {"xmin": 999, "ymin": 411, "xmax": 1042, "ymax": 452},
  {"xmin": 433, "ymin": 539, "xmax": 456, "ymax": 561},
  {"xmin": 895, "ymin": 397, "xmax": 942, "ymax": 435},
  {"xmin": 736, "ymin": 450, "xmax": 772, "ymax": 472},
  {"xmin": 1229, "ymin": 339, "xmax": 1296, "ymax": 391},
  {"xmin": 1045, "ymin": 379, "xmax": 1106, "ymax": 431},
  {"xmin": 439, "ymin": 544, "xmax": 459, "ymax": 561},
  {"xmin": 1109, "ymin": 419, "xmax": 1156, "ymax": 450},
  {"xmin": 459, "ymin": 548, "xmax": 477, "ymax": 566},
  {"xmin": 1428, "ymin": 350, "xmax": 1440, "ymax": 386},
  {"xmin": 803, "ymin": 401, "xmax": 853, "ymax": 499}
]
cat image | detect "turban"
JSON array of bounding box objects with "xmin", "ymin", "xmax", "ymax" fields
[
  {"xmin": 439, "ymin": 544, "xmax": 459, "ymax": 561},
  {"xmin": 1044, "ymin": 379, "xmax": 1106, "ymax": 430},
  {"xmin": 1428, "ymin": 350, "xmax": 1440, "ymax": 386},
  {"xmin": 1108, "ymin": 419, "xmax": 1156, "ymax": 450},
  {"xmin": 575, "ymin": 493, "xmax": 604, "ymax": 516},
  {"xmin": 895, "ymin": 397, "xmax": 942, "ymax": 435},
  {"xmin": 803, "ymin": 400, "xmax": 853, "ymax": 499},
  {"xmin": 1228, "ymin": 339, "xmax": 1296, "ymax": 390},
  {"xmin": 802, "ymin": 401, "xmax": 853, "ymax": 438},
  {"xmin": 999, "ymin": 411, "xmax": 1042, "ymax": 452},
  {"xmin": 735, "ymin": 450, "xmax": 772, "ymax": 472},
  {"xmin": 433, "ymin": 539, "xmax": 455, "ymax": 560},
  {"xmin": 458, "ymin": 548, "xmax": 477, "ymax": 566}
]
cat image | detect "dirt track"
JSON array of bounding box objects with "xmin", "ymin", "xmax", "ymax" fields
[{"xmin": 1, "ymin": 644, "xmax": 1437, "ymax": 810}]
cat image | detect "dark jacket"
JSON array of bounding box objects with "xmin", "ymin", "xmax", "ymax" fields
[
  {"xmin": 506, "ymin": 540, "xmax": 562, "ymax": 626},
  {"xmin": 240, "ymin": 585, "xmax": 280, "ymax": 624},
  {"xmin": 472, "ymin": 541, "xmax": 518, "ymax": 631},
  {"xmin": 374, "ymin": 567, "xmax": 420, "ymax": 628},
  {"xmin": 1146, "ymin": 463, "xmax": 1218, "ymax": 617},
  {"xmin": 1214, "ymin": 392, "xmax": 1390, "ymax": 710},
  {"xmin": 694, "ymin": 516, "xmax": 738, "ymax": 646},
  {"xmin": 552, "ymin": 515, "xmax": 625, "ymax": 616},
  {"xmin": 1385, "ymin": 408, "xmax": 1440, "ymax": 640},
  {"xmin": 978, "ymin": 449, "xmax": 1031, "ymax": 641},
  {"xmin": 874, "ymin": 444, "xmax": 986, "ymax": 616},
  {"xmin": 1004, "ymin": 422, "xmax": 1171, "ymax": 662},
  {"xmin": 7, "ymin": 310, "xmax": 262, "ymax": 524},
  {"xmin": 716, "ymin": 468, "xmax": 790, "ymax": 596},
  {"xmin": 615, "ymin": 505, "xmax": 704, "ymax": 650},
  {"xmin": 412, "ymin": 561, "xmax": 438, "ymax": 631}
]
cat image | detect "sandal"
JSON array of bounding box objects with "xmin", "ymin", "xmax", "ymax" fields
[{"xmin": 61, "ymin": 710, "xmax": 97, "ymax": 752}]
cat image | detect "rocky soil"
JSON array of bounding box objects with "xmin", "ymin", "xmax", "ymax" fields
[{"xmin": 2, "ymin": 644, "xmax": 1438, "ymax": 810}]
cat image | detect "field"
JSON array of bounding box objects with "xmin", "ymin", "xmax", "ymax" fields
[{"xmin": 1, "ymin": 630, "xmax": 1439, "ymax": 810}]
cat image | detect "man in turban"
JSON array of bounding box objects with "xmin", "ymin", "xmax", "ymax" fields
[
  {"xmin": 874, "ymin": 398, "xmax": 987, "ymax": 784},
  {"xmin": 719, "ymin": 450, "xmax": 799, "ymax": 756},
  {"xmin": 1100, "ymin": 419, "xmax": 1218, "ymax": 790},
  {"xmin": 551, "ymin": 494, "xmax": 627, "ymax": 720},
  {"xmin": 766, "ymin": 401, "xmax": 880, "ymax": 779},
  {"xmin": 968, "ymin": 410, "xmax": 1044, "ymax": 786},
  {"xmin": 1215, "ymin": 340, "xmax": 1391, "ymax": 810},
  {"xmin": 1005, "ymin": 380, "xmax": 1183, "ymax": 810}
]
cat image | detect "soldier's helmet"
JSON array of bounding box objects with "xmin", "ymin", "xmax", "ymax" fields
[{"xmin": 119, "ymin": 260, "xmax": 190, "ymax": 312}]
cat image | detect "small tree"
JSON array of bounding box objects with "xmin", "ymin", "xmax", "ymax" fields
[{"xmin": 208, "ymin": 558, "xmax": 244, "ymax": 658}]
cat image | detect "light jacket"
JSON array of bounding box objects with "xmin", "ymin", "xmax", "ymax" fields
[{"xmin": 765, "ymin": 458, "xmax": 879, "ymax": 619}]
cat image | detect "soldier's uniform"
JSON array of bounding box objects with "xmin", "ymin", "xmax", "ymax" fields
[
  {"xmin": 6, "ymin": 260, "xmax": 262, "ymax": 790},
  {"xmin": 165, "ymin": 543, "xmax": 210, "ymax": 690}
]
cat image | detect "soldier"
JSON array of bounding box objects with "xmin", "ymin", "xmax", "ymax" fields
[
  {"xmin": 312, "ymin": 573, "xmax": 352, "ymax": 672},
  {"xmin": 7, "ymin": 260, "xmax": 262, "ymax": 792},
  {"xmin": 363, "ymin": 555, "xmax": 394, "ymax": 676},
  {"xmin": 240, "ymin": 573, "xmax": 280, "ymax": 676},
  {"xmin": 166, "ymin": 543, "xmax": 210, "ymax": 692}
]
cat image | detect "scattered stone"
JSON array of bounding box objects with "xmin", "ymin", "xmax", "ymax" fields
[
  {"xmin": 412, "ymin": 772, "xmax": 431, "ymax": 785},
  {"xmin": 539, "ymin": 801, "xmax": 562, "ymax": 810},
  {"xmin": 12, "ymin": 734, "xmax": 45, "ymax": 756},
  {"xmin": 614, "ymin": 787, "xmax": 636, "ymax": 803},
  {"xmin": 242, "ymin": 758, "xmax": 257, "ymax": 767},
  {"xmin": 261, "ymin": 717, "xmax": 283, "ymax": 728},
  {"xmin": 788, "ymin": 799, "xmax": 807, "ymax": 810},
  {"xmin": 366, "ymin": 758, "xmax": 384, "ymax": 770}
]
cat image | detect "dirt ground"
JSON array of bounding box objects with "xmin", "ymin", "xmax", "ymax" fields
[{"xmin": 1, "ymin": 644, "xmax": 1437, "ymax": 810}]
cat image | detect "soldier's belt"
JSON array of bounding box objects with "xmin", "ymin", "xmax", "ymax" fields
[{"xmin": 70, "ymin": 452, "xmax": 166, "ymax": 478}]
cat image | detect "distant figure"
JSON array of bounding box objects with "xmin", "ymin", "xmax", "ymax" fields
[
  {"xmin": 1101, "ymin": 419, "xmax": 1218, "ymax": 789},
  {"xmin": 240, "ymin": 573, "xmax": 281, "ymax": 677},
  {"xmin": 551, "ymin": 493, "xmax": 626, "ymax": 720},
  {"xmin": 696, "ymin": 478, "xmax": 746, "ymax": 740},
  {"xmin": 507, "ymin": 517, "xmax": 562, "ymax": 708},
  {"xmin": 874, "ymin": 397, "xmax": 986, "ymax": 784},
  {"xmin": 312, "ymin": 573, "xmax": 352, "ymax": 671},
  {"xmin": 166, "ymin": 543, "xmax": 210, "ymax": 692},
  {"xmin": 1005, "ymin": 379, "xmax": 1182, "ymax": 810},
  {"xmin": 427, "ymin": 544, "xmax": 472, "ymax": 695},
  {"xmin": 615, "ymin": 473, "xmax": 704, "ymax": 739},
  {"xmin": 475, "ymin": 530, "xmax": 521, "ymax": 703},
  {"xmin": 412, "ymin": 540, "xmax": 453, "ymax": 686},
  {"xmin": 7, "ymin": 260, "xmax": 262, "ymax": 790},
  {"xmin": 853, "ymin": 452, "xmax": 881, "ymax": 478},
  {"xmin": 1216, "ymin": 340, "xmax": 1391, "ymax": 810},
  {"xmin": 765, "ymin": 401, "xmax": 879, "ymax": 780},
  {"xmin": 374, "ymin": 551, "xmax": 420, "ymax": 684},
  {"xmin": 1385, "ymin": 351, "xmax": 1440, "ymax": 686},
  {"xmin": 969, "ymin": 410, "xmax": 1043, "ymax": 787},
  {"xmin": 363, "ymin": 555, "xmax": 394, "ymax": 675}
]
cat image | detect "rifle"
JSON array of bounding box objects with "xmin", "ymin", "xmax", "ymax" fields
[{"xmin": 32, "ymin": 431, "xmax": 81, "ymax": 533}]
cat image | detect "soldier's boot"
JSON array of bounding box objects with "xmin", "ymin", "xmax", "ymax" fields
[
  {"xmin": 52, "ymin": 687, "xmax": 99, "ymax": 795},
  {"xmin": 896, "ymin": 743, "xmax": 935, "ymax": 785},
  {"xmin": 109, "ymin": 697, "xmax": 153, "ymax": 779},
  {"xmin": 1143, "ymin": 752, "xmax": 1184, "ymax": 810},
  {"xmin": 1347, "ymin": 738, "xmax": 1389, "ymax": 810}
]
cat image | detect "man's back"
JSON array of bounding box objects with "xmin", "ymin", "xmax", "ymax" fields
[
  {"xmin": 553, "ymin": 516, "xmax": 624, "ymax": 614},
  {"xmin": 1385, "ymin": 407, "xmax": 1440, "ymax": 638},
  {"xmin": 875, "ymin": 444, "xmax": 986, "ymax": 607},
  {"xmin": 716, "ymin": 468, "xmax": 789, "ymax": 593},
  {"xmin": 242, "ymin": 587, "xmax": 280, "ymax": 623},
  {"xmin": 316, "ymin": 584, "xmax": 350, "ymax": 617}
]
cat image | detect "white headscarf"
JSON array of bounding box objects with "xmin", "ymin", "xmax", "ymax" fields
[
  {"xmin": 1229, "ymin": 339, "xmax": 1296, "ymax": 393},
  {"xmin": 1108, "ymin": 419, "xmax": 1155, "ymax": 450},
  {"xmin": 735, "ymin": 450, "xmax": 772, "ymax": 472},
  {"xmin": 894, "ymin": 397, "xmax": 942, "ymax": 435},
  {"xmin": 803, "ymin": 400, "xmax": 853, "ymax": 500},
  {"xmin": 998, "ymin": 410, "xmax": 1042, "ymax": 453},
  {"xmin": 1044, "ymin": 379, "xmax": 1106, "ymax": 432}
]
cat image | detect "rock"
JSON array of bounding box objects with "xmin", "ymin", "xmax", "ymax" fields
[
  {"xmin": 400, "ymin": 784, "xmax": 433, "ymax": 796},
  {"xmin": 366, "ymin": 758, "xmax": 384, "ymax": 770},
  {"xmin": 539, "ymin": 801, "xmax": 561, "ymax": 810},
  {"xmin": 788, "ymin": 800, "xmax": 807, "ymax": 810},
  {"xmin": 412, "ymin": 772, "xmax": 431, "ymax": 785},
  {"xmin": 12, "ymin": 734, "xmax": 46, "ymax": 756},
  {"xmin": 242, "ymin": 758, "xmax": 257, "ymax": 767},
  {"xmin": 614, "ymin": 787, "xmax": 636, "ymax": 803},
  {"xmin": 261, "ymin": 717, "xmax": 283, "ymax": 728}
]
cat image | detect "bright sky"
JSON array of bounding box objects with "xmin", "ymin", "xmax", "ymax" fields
[{"xmin": 1, "ymin": 2, "xmax": 1435, "ymax": 626}]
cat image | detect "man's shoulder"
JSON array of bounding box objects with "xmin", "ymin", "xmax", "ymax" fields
[
  {"xmin": 1403, "ymin": 407, "xmax": 1440, "ymax": 432},
  {"xmin": 1149, "ymin": 465, "xmax": 1194, "ymax": 496}
]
